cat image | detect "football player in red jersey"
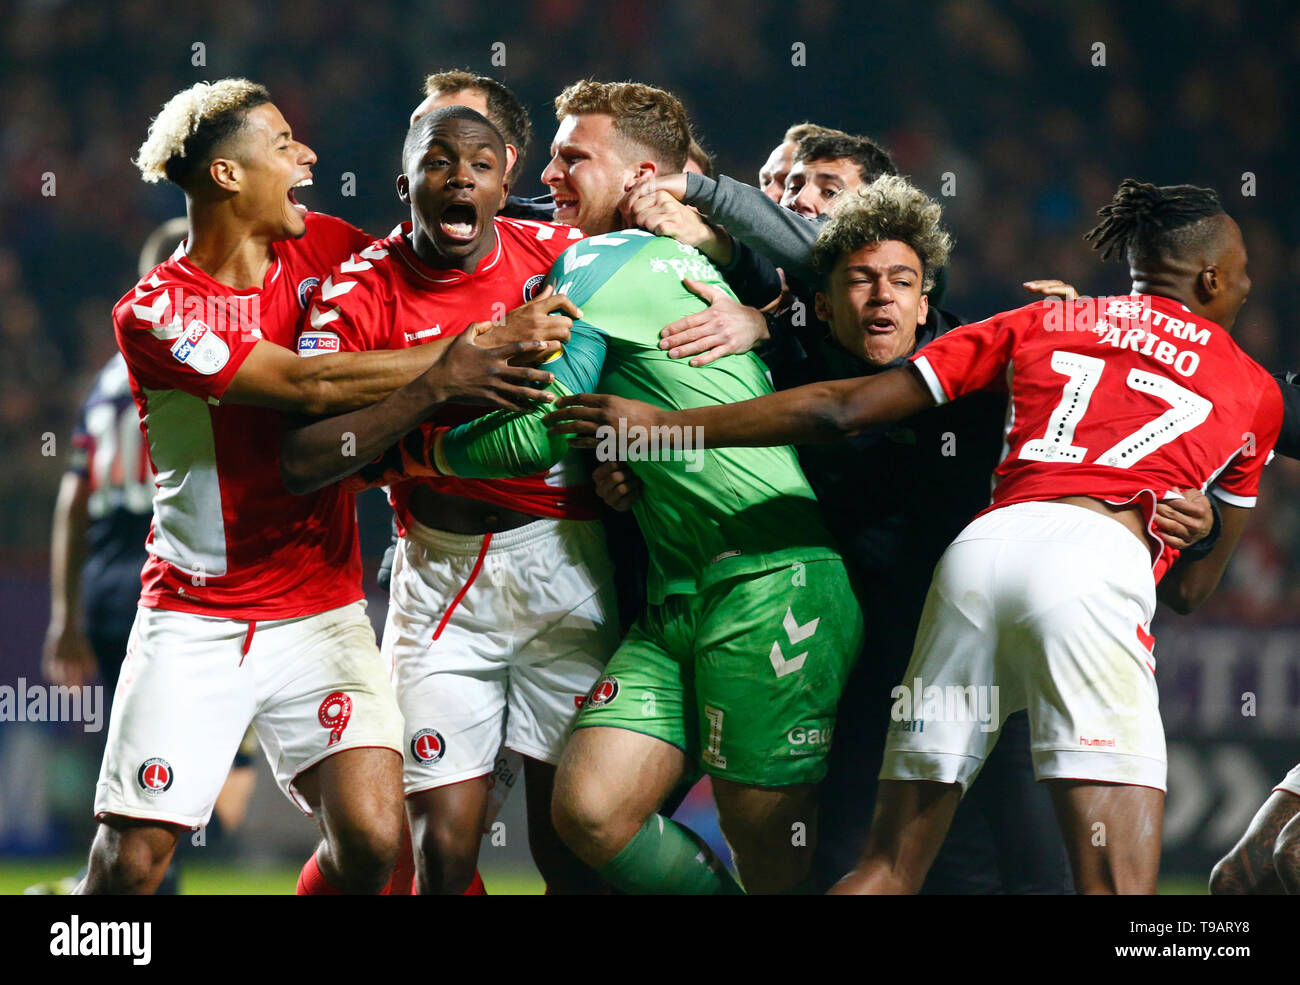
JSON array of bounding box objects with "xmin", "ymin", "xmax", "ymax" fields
[
  {"xmin": 548, "ymin": 178, "xmax": 1281, "ymax": 895},
  {"xmin": 280, "ymin": 106, "xmax": 608, "ymax": 894},
  {"xmin": 80, "ymin": 80, "xmax": 566, "ymax": 895}
]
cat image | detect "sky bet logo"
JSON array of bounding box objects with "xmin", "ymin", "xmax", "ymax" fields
[{"xmin": 297, "ymin": 331, "xmax": 341, "ymax": 356}]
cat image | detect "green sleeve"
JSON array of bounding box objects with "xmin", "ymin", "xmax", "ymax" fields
[{"xmin": 438, "ymin": 323, "xmax": 608, "ymax": 478}]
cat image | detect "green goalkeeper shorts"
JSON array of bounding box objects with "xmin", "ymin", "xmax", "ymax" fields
[{"xmin": 573, "ymin": 559, "xmax": 863, "ymax": 786}]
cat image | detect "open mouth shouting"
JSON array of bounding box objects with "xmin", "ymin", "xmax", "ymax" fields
[
  {"xmin": 288, "ymin": 175, "xmax": 312, "ymax": 216},
  {"xmin": 437, "ymin": 200, "xmax": 480, "ymax": 243}
]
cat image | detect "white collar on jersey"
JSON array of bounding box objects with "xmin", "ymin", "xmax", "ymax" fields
[{"xmin": 392, "ymin": 219, "xmax": 505, "ymax": 284}]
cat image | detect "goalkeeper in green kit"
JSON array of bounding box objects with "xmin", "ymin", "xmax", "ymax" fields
[{"xmin": 383, "ymin": 81, "xmax": 862, "ymax": 894}]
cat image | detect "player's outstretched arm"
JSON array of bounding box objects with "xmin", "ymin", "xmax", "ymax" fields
[
  {"xmin": 223, "ymin": 336, "xmax": 452, "ymax": 416},
  {"xmin": 227, "ymin": 284, "xmax": 577, "ymax": 417},
  {"xmin": 280, "ymin": 330, "xmax": 560, "ymax": 495},
  {"xmin": 1156, "ymin": 500, "xmax": 1251, "ymax": 614},
  {"xmin": 545, "ymin": 364, "xmax": 935, "ymax": 450},
  {"xmin": 626, "ymin": 172, "xmax": 822, "ymax": 286}
]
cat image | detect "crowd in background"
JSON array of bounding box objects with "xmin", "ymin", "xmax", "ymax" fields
[{"xmin": 2, "ymin": 0, "xmax": 1297, "ymax": 622}]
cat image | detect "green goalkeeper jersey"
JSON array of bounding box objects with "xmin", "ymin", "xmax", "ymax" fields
[{"xmin": 438, "ymin": 229, "xmax": 840, "ymax": 604}]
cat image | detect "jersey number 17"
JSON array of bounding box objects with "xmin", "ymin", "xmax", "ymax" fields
[{"xmin": 1019, "ymin": 350, "xmax": 1212, "ymax": 468}]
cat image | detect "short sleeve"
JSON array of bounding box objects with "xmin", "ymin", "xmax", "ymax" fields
[
  {"xmin": 1212, "ymin": 375, "xmax": 1284, "ymax": 508},
  {"xmin": 296, "ymin": 248, "xmax": 391, "ymax": 357},
  {"xmin": 910, "ymin": 310, "xmax": 1020, "ymax": 404},
  {"xmin": 114, "ymin": 285, "xmax": 258, "ymax": 403}
]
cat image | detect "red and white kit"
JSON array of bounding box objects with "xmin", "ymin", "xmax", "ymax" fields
[
  {"xmin": 98, "ymin": 212, "xmax": 404, "ymax": 827},
  {"xmin": 886, "ymin": 294, "xmax": 1283, "ymax": 791},
  {"xmin": 299, "ymin": 217, "xmax": 619, "ymax": 794}
]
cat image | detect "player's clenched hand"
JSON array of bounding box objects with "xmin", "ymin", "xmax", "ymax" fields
[
  {"xmin": 1023, "ymin": 279, "xmax": 1080, "ymax": 301},
  {"xmin": 660, "ymin": 278, "xmax": 769, "ymax": 366},
  {"xmin": 591, "ymin": 460, "xmax": 642, "ymax": 511},
  {"xmin": 619, "ymin": 173, "xmax": 690, "ymax": 220},
  {"xmin": 624, "ymin": 189, "xmax": 714, "ymax": 250},
  {"xmin": 544, "ymin": 393, "xmax": 664, "ymax": 448},
  {"xmin": 425, "ymin": 328, "xmax": 559, "ymax": 410},
  {"xmin": 474, "ymin": 284, "xmax": 579, "ymax": 364},
  {"xmin": 42, "ymin": 624, "xmax": 97, "ymax": 688},
  {"xmin": 1155, "ymin": 487, "xmax": 1214, "ymax": 550}
]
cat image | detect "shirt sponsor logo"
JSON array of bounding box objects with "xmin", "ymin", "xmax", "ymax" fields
[
  {"xmin": 298, "ymin": 331, "xmax": 340, "ymax": 357},
  {"xmin": 169, "ymin": 320, "xmax": 230, "ymax": 375}
]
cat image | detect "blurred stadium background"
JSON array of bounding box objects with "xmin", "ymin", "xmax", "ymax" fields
[{"xmin": 0, "ymin": 0, "xmax": 1297, "ymax": 893}]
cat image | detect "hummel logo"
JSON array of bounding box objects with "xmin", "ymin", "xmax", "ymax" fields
[
  {"xmin": 769, "ymin": 608, "xmax": 819, "ymax": 677},
  {"xmin": 404, "ymin": 325, "xmax": 443, "ymax": 343}
]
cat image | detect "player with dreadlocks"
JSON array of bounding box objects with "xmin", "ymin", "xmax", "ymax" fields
[{"xmin": 547, "ymin": 177, "xmax": 1282, "ymax": 893}]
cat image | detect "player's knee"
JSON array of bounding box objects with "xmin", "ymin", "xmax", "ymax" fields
[
  {"xmin": 527, "ymin": 816, "xmax": 603, "ymax": 891},
  {"xmin": 551, "ymin": 781, "xmax": 632, "ymax": 861},
  {"xmin": 414, "ymin": 820, "xmax": 478, "ymax": 894},
  {"xmin": 325, "ymin": 815, "xmax": 401, "ymax": 890},
  {"xmin": 85, "ymin": 823, "xmax": 174, "ymax": 894}
]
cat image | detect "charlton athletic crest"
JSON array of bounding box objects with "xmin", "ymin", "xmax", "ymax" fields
[
  {"xmin": 411, "ymin": 728, "xmax": 445, "ymax": 764},
  {"xmin": 588, "ymin": 676, "xmax": 620, "ymax": 708},
  {"xmin": 522, "ymin": 274, "xmax": 545, "ymax": 302},
  {"xmin": 297, "ymin": 276, "xmax": 321, "ymax": 309},
  {"xmin": 137, "ymin": 758, "xmax": 174, "ymax": 795}
]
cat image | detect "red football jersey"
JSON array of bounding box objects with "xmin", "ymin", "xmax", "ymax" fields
[
  {"xmin": 112, "ymin": 211, "xmax": 372, "ymax": 619},
  {"xmin": 296, "ymin": 216, "xmax": 597, "ymax": 532},
  {"xmin": 911, "ymin": 294, "xmax": 1282, "ymax": 578}
]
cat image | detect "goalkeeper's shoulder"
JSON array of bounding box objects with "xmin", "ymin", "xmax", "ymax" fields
[{"xmin": 546, "ymin": 229, "xmax": 660, "ymax": 296}]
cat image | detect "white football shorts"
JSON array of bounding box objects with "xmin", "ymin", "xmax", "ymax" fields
[
  {"xmin": 384, "ymin": 516, "xmax": 618, "ymax": 795},
  {"xmin": 94, "ymin": 599, "xmax": 403, "ymax": 828},
  {"xmin": 881, "ymin": 501, "xmax": 1167, "ymax": 792}
]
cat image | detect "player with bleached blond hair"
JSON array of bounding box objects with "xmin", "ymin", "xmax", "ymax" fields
[{"xmin": 79, "ymin": 78, "xmax": 569, "ymax": 895}]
